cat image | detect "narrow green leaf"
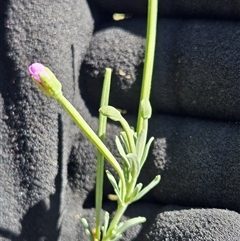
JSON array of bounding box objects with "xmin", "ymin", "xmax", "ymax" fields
[
  {"xmin": 133, "ymin": 132, "xmax": 138, "ymax": 142},
  {"xmin": 140, "ymin": 137, "xmax": 154, "ymax": 168},
  {"xmin": 110, "ymin": 233, "xmax": 122, "ymax": 241},
  {"xmin": 102, "ymin": 211, "xmax": 110, "ymax": 237},
  {"xmin": 115, "ymin": 136, "xmax": 130, "ymax": 168},
  {"xmin": 81, "ymin": 218, "xmax": 90, "ymax": 229},
  {"xmin": 115, "ymin": 136, "xmax": 132, "ymax": 183},
  {"xmin": 106, "ymin": 170, "xmax": 123, "ymax": 204},
  {"xmin": 115, "ymin": 216, "xmax": 146, "ymax": 236},
  {"xmin": 132, "ymin": 183, "xmax": 143, "ymax": 199},
  {"xmin": 127, "ymin": 153, "xmax": 139, "ymax": 178},
  {"xmin": 135, "ymin": 129, "xmax": 147, "ymax": 161},
  {"xmin": 85, "ymin": 229, "xmax": 94, "ymax": 241},
  {"xmin": 133, "ymin": 175, "xmax": 161, "ymax": 202},
  {"xmin": 119, "ymin": 117, "xmax": 136, "ymax": 154},
  {"xmin": 123, "ymin": 163, "xmax": 131, "ymax": 184},
  {"xmin": 120, "ymin": 132, "xmax": 130, "ymax": 153},
  {"xmin": 81, "ymin": 218, "xmax": 94, "ymax": 241},
  {"xmin": 106, "ymin": 170, "xmax": 120, "ymax": 193}
]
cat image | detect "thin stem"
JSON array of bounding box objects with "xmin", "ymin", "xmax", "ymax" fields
[
  {"xmin": 103, "ymin": 204, "xmax": 127, "ymax": 241},
  {"xmin": 95, "ymin": 68, "xmax": 112, "ymax": 240},
  {"xmin": 57, "ymin": 93, "xmax": 125, "ymax": 188},
  {"xmin": 136, "ymin": 0, "xmax": 158, "ymax": 134}
]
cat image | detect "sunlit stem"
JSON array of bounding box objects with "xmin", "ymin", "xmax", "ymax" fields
[
  {"xmin": 136, "ymin": 0, "xmax": 158, "ymax": 134},
  {"xmin": 95, "ymin": 68, "xmax": 112, "ymax": 240},
  {"xmin": 102, "ymin": 204, "xmax": 127, "ymax": 241},
  {"xmin": 56, "ymin": 93, "xmax": 125, "ymax": 191}
]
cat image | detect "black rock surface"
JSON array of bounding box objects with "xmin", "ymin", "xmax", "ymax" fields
[{"xmin": 0, "ymin": 0, "xmax": 240, "ymax": 240}]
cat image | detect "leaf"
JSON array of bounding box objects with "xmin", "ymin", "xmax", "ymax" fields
[
  {"xmin": 110, "ymin": 233, "xmax": 122, "ymax": 241},
  {"xmin": 123, "ymin": 165, "xmax": 132, "ymax": 185},
  {"xmin": 115, "ymin": 136, "xmax": 131, "ymax": 183},
  {"xmin": 133, "ymin": 175, "xmax": 161, "ymax": 202},
  {"xmin": 119, "ymin": 118, "xmax": 136, "ymax": 154},
  {"xmin": 106, "ymin": 170, "xmax": 123, "ymax": 204},
  {"xmin": 115, "ymin": 136, "xmax": 130, "ymax": 168},
  {"xmin": 81, "ymin": 218, "xmax": 89, "ymax": 229},
  {"xmin": 140, "ymin": 137, "xmax": 154, "ymax": 168},
  {"xmin": 81, "ymin": 218, "xmax": 94, "ymax": 241},
  {"xmin": 114, "ymin": 216, "xmax": 146, "ymax": 237},
  {"xmin": 133, "ymin": 132, "xmax": 138, "ymax": 142},
  {"xmin": 106, "ymin": 170, "xmax": 120, "ymax": 193},
  {"xmin": 84, "ymin": 229, "xmax": 94, "ymax": 241},
  {"xmin": 126, "ymin": 153, "xmax": 139, "ymax": 180},
  {"xmin": 135, "ymin": 129, "xmax": 147, "ymax": 161},
  {"xmin": 120, "ymin": 131, "xmax": 130, "ymax": 153},
  {"xmin": 102, "ymin": 211, "xmax": 110, "ymax": 237},
  {"xmin": 130, "ymin": 183, "xmax": 143, "ymax": 201}
]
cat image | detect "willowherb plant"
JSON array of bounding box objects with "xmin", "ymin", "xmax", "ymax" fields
[{"xmin": 28, "ymin": 0, "xmax": 158, "ymax": 240}]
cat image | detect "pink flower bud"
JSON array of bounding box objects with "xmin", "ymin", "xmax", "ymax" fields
[
  {"xmin": 28, "ymin": 63, "xmax": 48, "ymax": 83},
  {"xmin": 28, "ymin": 63, "xmax": 62, "ymax": 99}
]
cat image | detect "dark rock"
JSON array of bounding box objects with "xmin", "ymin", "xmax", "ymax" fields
[{"xmin": 97, "ymin": 0, "xmax": 240, "ymax": 19}]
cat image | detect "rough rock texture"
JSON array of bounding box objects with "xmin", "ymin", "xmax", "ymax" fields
[
  {"xmin": 144, "ymin": 206, "xmax": 240, "ymax": 241},
  {"xmin": 0, "ymin": 0, "xmax": 94, "ymax": 240},
  {"xmin": 81, "ymin": 19, "xmax": 240, "ymax": 121},
  {"xmin": 0, "ymin": 0, "xmax": 240, "ymax": 240},
  {"xmin": 97, "ymin": 0, "xmax": 240, "ymax": 19}
]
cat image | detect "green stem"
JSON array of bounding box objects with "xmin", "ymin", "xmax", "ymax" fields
[
  {"xmin": 95, "ymin": 68, "xmax": 112, "ymax": 240},
  {"xmin": 103, "ymin": 204, "xmax": 127, "ymax": 241},
  {"xmin": 136, "ymin": 0, "xmax": 158, "ymax": 134},
  {"xmin": 57, "ymin": 93, "xmax": 125, "ymax": 189}
]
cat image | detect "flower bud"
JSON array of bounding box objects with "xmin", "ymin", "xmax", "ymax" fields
[
  {"xmin": 28, "ymin": 63, "xmax": 62, "ymax": 99},
  {"xmin": 99, "ymin": 106, "xmax": 122, "ymax": 121},
  {"xmin": 140, "ymin": 99, "xmax": 152, "ymax": 119}
]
